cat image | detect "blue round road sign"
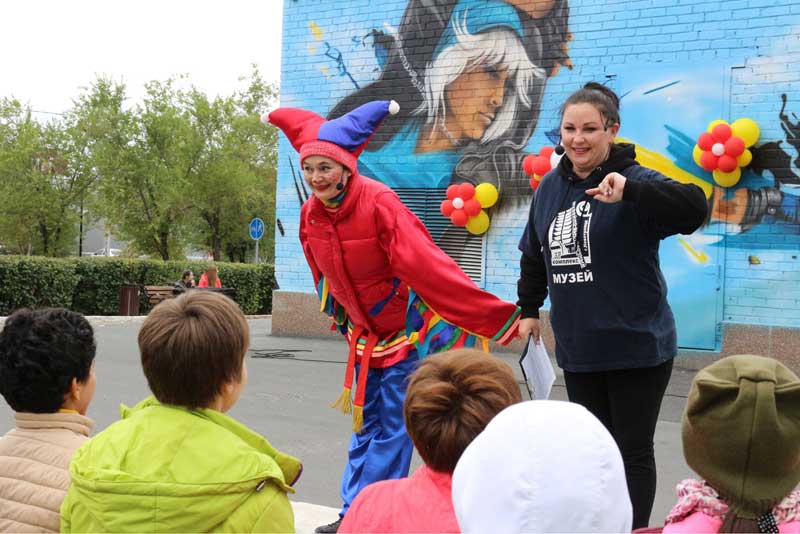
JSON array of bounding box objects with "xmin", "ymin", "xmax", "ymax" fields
[{"xmin": 249, "ymin": 218, "xmax": 265, "ymax": 240}]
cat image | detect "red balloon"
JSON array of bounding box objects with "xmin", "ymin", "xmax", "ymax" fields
[
  {"xmin": 457, "ymin": 182, "xmax": 475, "ymax": 199},
  {"xmin": 700, "ymin": 151, "xmax": 719, "ymax": 171},
  {"xmin": 697, "ymin": 132, "xmax": 714, "ymax": 151},
  {"xmin": 440, "ymin": 199, "xmax": 454, "ymax": 217},
  {"xmin": 464, "ymin": 199, "xmax": 481, "ymax": 216},
  {"xmin": 724, "ymin": 136, "xmax": 745, "ymax": 157},
  {"xmin": 446, "ymin": 184, "xmax": 460, "ymax": 200},
  {"xmin": 451, "ymin": 210, "xmax": 468, "ymax": 226},
  {"xmin": 522, "ymin": 154, "xmax": 537, "ymax": 175},
  {"xmin": 529, "ymin": 177, "xmax": 540, "ymax": 190},
  {"xmin": 718, "ymin": 154, "xmax": 738, "ymax": 173},
  {"xmin": 532, "ymin": 156, "xmax": 551, "ymax": 177},
  {"xmin": 539, "ymin": 146, "xmax": 555, "ymax": 158},
  {"xmin": 711, "ymin": 123, "xmax": 732, "ymax": 142}
]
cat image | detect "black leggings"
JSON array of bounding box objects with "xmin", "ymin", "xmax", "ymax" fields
[{"xmin": 563, "ymin": 358, "xmax": 674, "ymax": 530}]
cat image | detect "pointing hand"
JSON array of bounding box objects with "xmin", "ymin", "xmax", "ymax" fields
[{"xmin": 586, "ymin": 172, "xmax": 626, "ymax": 203}]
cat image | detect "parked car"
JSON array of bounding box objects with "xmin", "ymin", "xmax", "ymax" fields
[
  {"xmin": 186, "ymin": 250, "xmax": 214, "ymax": 261},
  {"xmin": 91, "ymin": 248, "xmax": 122, "ymax": 257}
]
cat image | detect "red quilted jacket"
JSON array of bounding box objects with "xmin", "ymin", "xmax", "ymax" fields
[{"xmin": 299, "ymin": 172, "xmax": 519, "ymax": 346}]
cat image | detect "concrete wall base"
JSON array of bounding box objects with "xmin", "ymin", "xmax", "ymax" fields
[{"xmin": 271, "ymin": 290, "xmax": 800, "ymax": 373}]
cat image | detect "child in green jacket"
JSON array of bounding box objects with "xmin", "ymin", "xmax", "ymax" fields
[{"xmin": 61, "ymin": 291, "xmax": 302, "ymax": 533}]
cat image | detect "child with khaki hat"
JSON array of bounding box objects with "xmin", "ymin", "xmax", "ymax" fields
[{"xmin": 663, "ymin": 355, "xmax": 800, "ymax": 533}]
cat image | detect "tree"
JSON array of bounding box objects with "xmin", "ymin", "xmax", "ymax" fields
[
  {"xmin": 80, "ymin": 70, "xmax": 278, "ymax": 262},
  {"xmin": 182, "ymin": 66, "xmax": 278, "ymax": 262},
  {"xmin": 0, "ymin": 99, "xmax": 41, "ymax": 254},
  {"xmin": 0, "ymin": 99, "xmax": 97, "ymax": 256},
  {"xmin": 83, "ymin": 78, "xmax": 197, "ymax": 260}
]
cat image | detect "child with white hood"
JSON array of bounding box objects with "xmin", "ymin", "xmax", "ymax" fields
[{"xmin": 452, "ymin": 400, "xmax": 633, "ymax": 533}]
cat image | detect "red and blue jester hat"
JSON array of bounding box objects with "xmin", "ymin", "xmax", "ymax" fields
[{"xmin": 261, "ymin": 100, "xmax": 400, "ymax": 174}]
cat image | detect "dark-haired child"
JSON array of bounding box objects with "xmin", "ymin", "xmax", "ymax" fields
[{"xmin": 0, "ymin": 308, "xmax": 97, "ymax": 533}]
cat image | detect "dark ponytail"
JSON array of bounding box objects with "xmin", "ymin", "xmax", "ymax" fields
[
  {"xmin": 718, "ymin": 507, "xmax": 760, "ymax": 533},
  {"xmin": 560, "ymin": 82, "xmax": 620, "ymax": 128}
]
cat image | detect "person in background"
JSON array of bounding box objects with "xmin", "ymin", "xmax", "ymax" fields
[
  {"xmin": 60, "ymin": 292, "xmax": 301, "ymax": 533},
  {"xmin": 198, "ymin": 265, "xmax": 221, "ymax": 288},
  {"xmin": 175, "ymin": 269, "xmax": 195, "ymax": 290},
  {"xmin": 517, "ymin": 81, "xmax": 708, "ymax": 528},
  {"xmin": 339, "ymin": 348, "xmax": 521, "ymax": 533},
  {"xmin": 662, "ymin": 355, "xmax": 800, "ymax": 534},
  {"xmin": 452, "ymin": 400, "xmax": 632, "ymax": 533},
  {"xmin": 0, "ymin": 308, "xmax": 97, "ymax": 533}
]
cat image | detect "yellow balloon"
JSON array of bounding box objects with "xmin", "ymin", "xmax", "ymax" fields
[
  {"xmin": 707, "ymin": 119, "xmax": 728, "ymax": 133},
  {"xmin": 731, "ymin": 118, "xmax": 760, "ymax": 147},
  {"xmin": 474, "ymin": 183, "xmax": 499, "ymax": 208},
  {"xmin": 713, "ymin": 167, "xmax": 742, "ymax": 188},
  {"xmin": 692, "ymin": 145, "xmax": 704, "ymax": 167},
  {"xmin": 737, "ymin": 148, "xmax": 752, "ymax": 167},
  {"xmin": 466, "ymin": 210, "xmax": 490, "ymax": 235}
]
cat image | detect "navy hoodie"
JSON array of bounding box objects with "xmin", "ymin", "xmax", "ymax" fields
[{"xmin": 518, "ymin": 143, "xmax": 707, "ymax": 372}]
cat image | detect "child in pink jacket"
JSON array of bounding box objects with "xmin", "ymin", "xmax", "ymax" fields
[
  {"xmin": 663, "ymin": 355, "xmax": 800, "ymax": 533},
  {"xmin": 339, "ymin": 349, "xmax": 521, "ymax": 533}
]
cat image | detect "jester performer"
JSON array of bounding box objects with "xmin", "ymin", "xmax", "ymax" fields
[{"xmin": 263, "ymin": 100, "xmax": 520, "ymax": 533}]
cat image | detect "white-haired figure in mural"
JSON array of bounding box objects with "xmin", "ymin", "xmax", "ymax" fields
[
  {"xmin": 328, "ymin": 0, "xmax": 571, "ymax": 212},
  {"xmin": 417, "ymin": 5, "xmax": 543, "ymax": 151}
]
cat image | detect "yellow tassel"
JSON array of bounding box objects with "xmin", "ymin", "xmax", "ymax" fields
[
  {"xmin": 482, "ymin": 337, "xmax": 489, "ymax": 352},
  {"xmin": 320, "ymin": 278, "xmax": 329, "ymax": 312},
  {"xmin": 330, "ymin": 387, "xmax": 352, "ymax": 414},
  {"xmin": 352, "ymin": 405, "xmax": 364, "ymax": 433}
]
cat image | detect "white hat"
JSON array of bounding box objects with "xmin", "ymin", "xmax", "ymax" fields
[{"xmin": 452, "ymin": 400, "xmax": 632, "ymax": 533}]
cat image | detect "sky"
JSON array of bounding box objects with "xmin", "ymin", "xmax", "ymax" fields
[{"xmin": 0, "ymin": 0, "xmax": 284, "ymax": 116}]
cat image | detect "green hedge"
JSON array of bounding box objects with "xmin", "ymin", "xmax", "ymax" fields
[{"xmin": 0, "ymin": 256, "xmax": 275, "ymax": 316}]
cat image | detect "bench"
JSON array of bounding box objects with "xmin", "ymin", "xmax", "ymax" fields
[
  {"xmin": 143, "ymin": 285, "xmax": 181, "ymax": 307},
  {"xmin": 141, "ymin": 286, "xmax": 236, "ymax": 310}
]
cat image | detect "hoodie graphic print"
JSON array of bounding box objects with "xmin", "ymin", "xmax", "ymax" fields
[{"xmin": 518, "ymin": 143, "xmax": 708, "ymax": 372}]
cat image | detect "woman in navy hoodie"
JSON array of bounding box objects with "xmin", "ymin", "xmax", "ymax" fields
[{"xmin": 517, "ymin": 82, "xmax": 707, "ymax": 529}]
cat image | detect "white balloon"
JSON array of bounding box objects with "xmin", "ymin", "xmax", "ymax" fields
[
  {"xmin": 550, "ymin": 151, "xmax": 564, "ymax": 169},
  {"xmin": 711, "ymin": 143, "xmax": 725, "ymax": 156},
  {"xmin": 452, "ymin": 197, "xmax": 464, "ymax": 209}
]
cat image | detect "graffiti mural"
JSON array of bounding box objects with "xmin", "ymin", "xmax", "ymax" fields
[
  {"xmin": 275, "ymin": 0, "xmax": 800, "ymax": 347},
  {"xmin": 327, "ymin": 0, "xmax": 570, "ymax": 211}
]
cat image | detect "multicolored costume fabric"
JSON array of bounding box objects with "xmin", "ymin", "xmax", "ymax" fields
[
  {"xmin": 265, "ymin": 99, "xmax": 520, "ymax": 519},
  {"xmin": 300, "ymin": 172, "xmax": 520, "ymax": 430}
]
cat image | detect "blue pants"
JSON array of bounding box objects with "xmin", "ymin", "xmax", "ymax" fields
[{"xmin": 339, "ymin": 353, "xmax": 418, "ymax": 516}]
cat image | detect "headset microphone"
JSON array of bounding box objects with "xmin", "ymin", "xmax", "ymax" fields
[
  {"xmin": 554, "ymin": 145, "xmax": 565, "ymax": 155},
  {"xmin": 335, "ymin": 181, "xmax": 344, "ymax": 191}
]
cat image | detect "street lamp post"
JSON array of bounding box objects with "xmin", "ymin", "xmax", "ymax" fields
[{"xmin": 78, "ymin": 195, "xmax": 84, "ymax": 256}]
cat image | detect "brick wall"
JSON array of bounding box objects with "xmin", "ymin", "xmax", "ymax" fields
[{"xmin": 274, "ymin": 0, "xmax": 800, "ymax": 345}]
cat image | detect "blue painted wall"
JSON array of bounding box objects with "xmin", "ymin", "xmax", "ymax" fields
[{"xmin": 274, "ymin": 0, "xmax": 800, "ymax": 347}]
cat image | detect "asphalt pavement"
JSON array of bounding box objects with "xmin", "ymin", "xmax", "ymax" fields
[{"xmin": 0, "ymin": 317, "xmax": 699, "ymax": 532}]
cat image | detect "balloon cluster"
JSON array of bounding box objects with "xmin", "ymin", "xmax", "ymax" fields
[
  {"xmin": 693, "ymin": 118, "xmax": 760, "ymax": 187},
  {"xmin": 522, "ymin": 146, "xmax": 563, "ymax": 190},
  {"xmin": 440, "ymin": 182, "xmax": 499, "ymax": 235}
]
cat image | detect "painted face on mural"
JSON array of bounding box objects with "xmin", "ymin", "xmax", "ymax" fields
[
  {"xmin": 302, "ymin": 155, "xmax": 351, "ymax": 201},
  {"xmin": 561, "ymin": 102, "xmax": 619, "ymax": 177},
  {"xmin": 505, "ymin": 0, "xmax": 558, "ymax": 19},
  {"xmin": 445, "ymin": 63, "xmax": 510, "ymax": 142}
]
